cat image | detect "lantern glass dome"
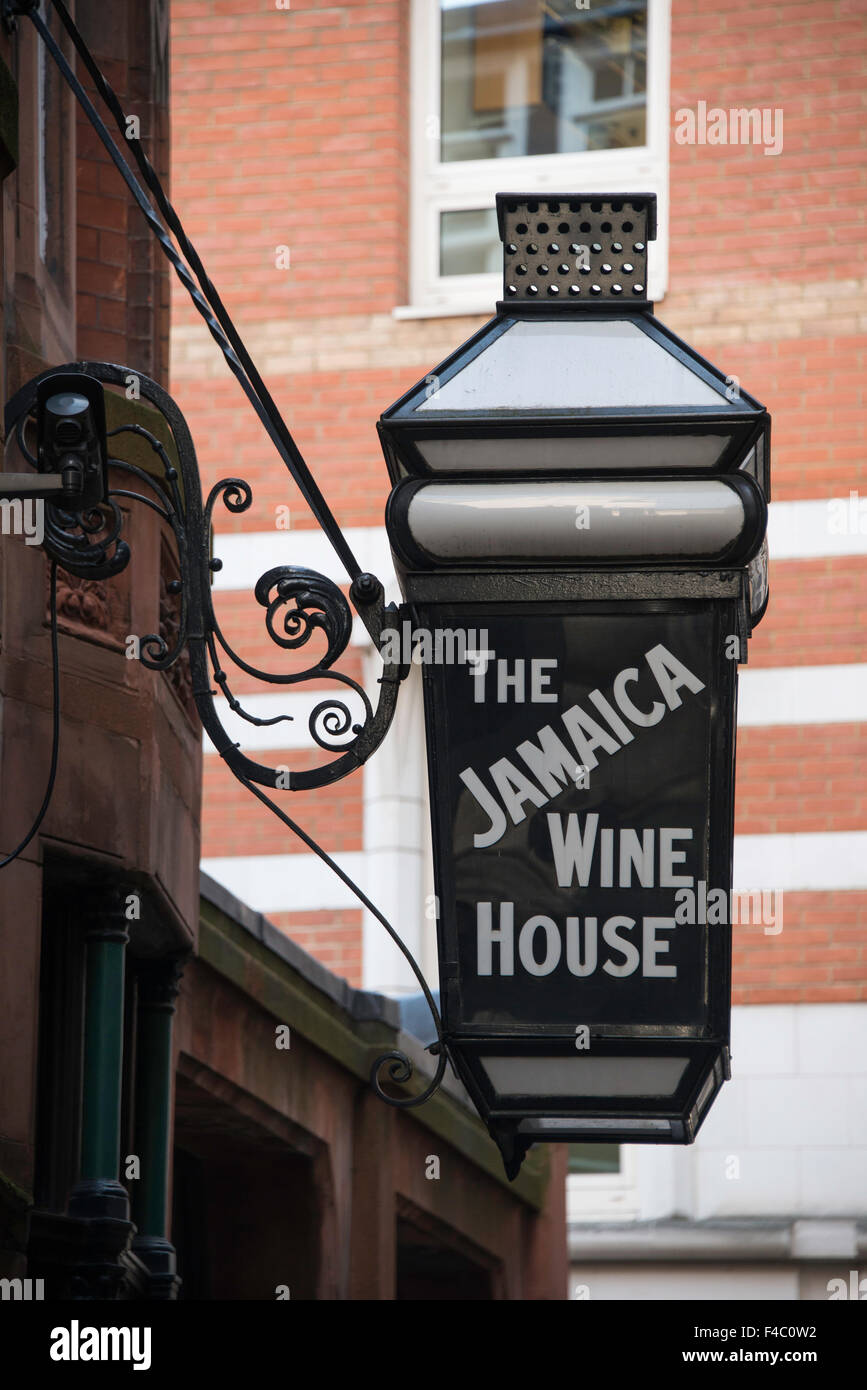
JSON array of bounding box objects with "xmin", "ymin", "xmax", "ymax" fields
[{"xmin": 416, "ymin": 319, "xmax": 726, "ymax": 414}]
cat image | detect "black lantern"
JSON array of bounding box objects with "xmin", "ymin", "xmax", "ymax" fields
[
  {"xmin": 7, "ymin": 7, "xmax": 776, "ymax": 1195},
  {"xmin": 379, "ymin": 194, "xmax": 770, "ymax": 1179}
]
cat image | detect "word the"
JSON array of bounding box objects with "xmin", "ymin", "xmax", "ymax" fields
[
  {"xmin": 674, "ymin": 102, "xmax": 783, "ymax": 156},
  {"xmin": 471, "ymin": 657, "xmax": 557, "ymax": 704}
]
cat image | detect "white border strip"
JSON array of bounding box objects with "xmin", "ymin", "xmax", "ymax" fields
[
  {"xmin": 738, "ymin": 663, "xmax": 867, "ymax": 727},
  {"xmin": 734, "ymin": 833, "xmax": 867, "ymax": 892},
  {"xmin": 210, "ymin": 499, "xmax": 867, "ymax": 599},
  {"xmin": 768, "ymin": 497, "xmax": 867, "ymax": 560},
  {"xmin": 203, "ymin": 690, "xmax": 369, "ymax": 753},
  {"xmin": 201, "ymin": 851, "xmax": 367, "ymax": 914},
  {"xmin": 202, "ymin": 833, "xmax": 867, "ymax": 914},
  {"xmin": 203, "ymin": 663, "xmax": 867, "ymax": 753},
  {"xmin": 212, "ymin": 526, "xmax": 396, "ymax": 591}
]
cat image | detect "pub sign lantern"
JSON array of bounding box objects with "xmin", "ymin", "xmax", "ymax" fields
[{"xmin": 379, "ymin": 194, "xmax": 770, "ymax": 1179}]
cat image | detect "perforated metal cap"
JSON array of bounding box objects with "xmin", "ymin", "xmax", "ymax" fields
[{"xmin": 496, "ymin": 193, "xmax": 657, "ymax": 310}]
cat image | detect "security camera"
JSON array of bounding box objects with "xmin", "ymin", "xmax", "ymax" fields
[
  {"xmin": 36, "ymin": 372, "xmax": 108, "ymax": 512},
  {"xmin": 0, "ymin": 371, "xmax": 108, "ymax": 511}
]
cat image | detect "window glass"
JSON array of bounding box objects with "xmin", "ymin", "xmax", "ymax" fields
[
  {"xmin": 568, "ymin": 1142, "xmax": 621, "ymax": 1174},
  {"xmin": 440, "ymin": 0, "xmax": 647, "ymax": 164},
  {"xmin": 440, "ymin": 207, "xmax": 501, "ymax": 276}
]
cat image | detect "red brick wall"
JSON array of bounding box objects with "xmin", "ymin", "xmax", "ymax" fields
[
  {"xmin": 733, "ymin": 893, "xmax": 867, "ymax": 1005},
  {"xmin": 76, "ymin": 1, "xmax": 171, "ymax": 379},
  {"xmin": 171, "ymin": 1, "xmax": 409, "ymax": 326}
]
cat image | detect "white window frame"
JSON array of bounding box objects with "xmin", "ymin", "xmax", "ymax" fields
[
  {"xmin": 398, "ymin": 0, "xmax": 670, "ymax": 319},
  {"xmin": 567, "ymin": 1145, "xmax": 642, "ymax": 1222}
]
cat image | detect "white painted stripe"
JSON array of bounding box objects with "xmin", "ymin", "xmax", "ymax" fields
[
  {"xmin": 203, "ymin": 662, "xmax": 866, "ymax": 754},
  {"xmin": 203, "ymin": 689, "xmax": 369, "ymax": 753},
  {"xmin": 734, "ymin": 833, "xmax": 867, "ymax": 892},
  {"xmin": 202, "ymin": 833, "xmax": 867, "ymax": 914},
  {"xmin": 201, "ymin": 851, "xmax": 367, "ymax": 913},
  {"xmin": 738, "ymin": 663, "xmax": 867, "ymax": 727},
  {"xmin": 768, "ymin": 497, "xmax": 867, "ymax": 561},
  {"xmin": 212, "ymin": 525, "xmax": 397, "ymax": 591},
  {"xmin": 209, "ymin": 500, "xmax": 867, "ymax": 598}
]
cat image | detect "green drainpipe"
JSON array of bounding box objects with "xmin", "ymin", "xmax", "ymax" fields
[
  {"xmin": 131, "ymin": 958, "xmax": 185, "ymax": 1299},
  {"xmin": 67, "ymin": 898, "xmax": 130, "ymax": 1222}
]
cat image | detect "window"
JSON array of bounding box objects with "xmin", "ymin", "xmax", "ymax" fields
[
  {"xmin": 568, "ymin": 1142, "xmax": 620, "ymax": 1176},
  {"xmin": 403, "ymin": 0, "xmax": 670, "ymax": 317},
  {"xmin": 567, "ymin": 1143, "xmax": 642, "ymax": 1221}
]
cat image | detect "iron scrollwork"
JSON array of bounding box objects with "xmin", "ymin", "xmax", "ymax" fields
[
  {"xmin": 5, "ymin": 360, "xmax": 401, "ymax": 792},
  {"xmin": 4, "ymin": 360, "xmax": 449, "ymax": 1107}
]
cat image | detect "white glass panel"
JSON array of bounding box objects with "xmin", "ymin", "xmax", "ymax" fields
[
  {"xmin": 523, "ymin": 1116, "xmax": 671, "ymax": 1132},
  {"xmin": 480, "ymin": 1055, "xmax": 688, "ymax": 1097},
  {"xmin": 406, "ymin": 479, "xmax": 746, "ymax": 560},
  {"xmin": 416, "ymin": 433, "xmax": 732, "ymax": 471},
  {"xmin": 416, "ymin": 319, "xmax": 725, "ymax": 412}
]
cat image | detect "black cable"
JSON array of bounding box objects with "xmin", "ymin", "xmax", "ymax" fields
[
  {"xmin": 240, "ymin": 773, "xmax": 448, "ymax": 1107},
  {"xmin": 0, "ymin": 560, "xmax": 60, "ymax": 869},
  {"xmin": 27, "ymin": 0, "xmax": 362, "ymax": 583}
]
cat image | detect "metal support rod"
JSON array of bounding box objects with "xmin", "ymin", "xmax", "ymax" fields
[{"xmin": 0, "ymin": 473, "xmax": 71, "ymax": 498}]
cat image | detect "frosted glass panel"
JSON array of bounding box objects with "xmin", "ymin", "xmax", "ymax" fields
[
  {"xmin": 417, "ymin": 433, "xmax": 733, "ymax": 472},
  {"xmin": 416, "ymin": 319, "xmax": 727, "ymax": 412},
  {"xmin": 407, "ymin": 479, "xmax": 747, "ymax": 560},
  {"xmin": 480, "ymin": 1055, "xmax": 688, "ymax": 1097}
]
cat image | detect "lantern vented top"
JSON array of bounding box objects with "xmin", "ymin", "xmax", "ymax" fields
[{"xmin": 496, "ymin": 193, "xmax": 657, "ymax": 312}]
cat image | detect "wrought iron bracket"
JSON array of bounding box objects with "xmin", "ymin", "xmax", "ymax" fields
[{"xmin": 4, "ymin": 361, "xmax": 405, "ymax": 792}]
